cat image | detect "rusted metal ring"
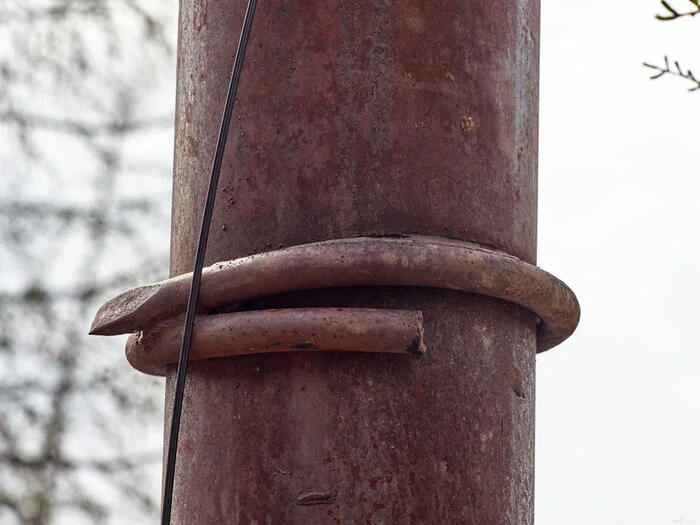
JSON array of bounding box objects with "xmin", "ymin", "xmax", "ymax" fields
[
  {"xmin": 125, "ymin": 308, "xmax": 426, "ymax": 375},
  {"xmin": 91, "ymin": 235, "xmax": 579, "ymax": 357}
]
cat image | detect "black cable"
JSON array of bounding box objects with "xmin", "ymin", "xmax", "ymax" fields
[{"xmin": 161, "ymin": 1, "xmax": 258, "ymax": 523}]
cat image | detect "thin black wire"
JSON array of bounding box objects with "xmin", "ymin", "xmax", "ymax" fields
[{"xmin": 161, "ymin": 1, "xmax": 258, "ymax": 523}]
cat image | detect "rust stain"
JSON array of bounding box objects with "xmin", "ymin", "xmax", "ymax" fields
[
  {"xmin": 460, "ymin": 116, "xmax": 476, "ymax": 134},
  {"xmin": 506, "ymin": 365, "xmax": 526, "ymax": 399},
  {"xmin": 296, "ymin": 490, "xmax": 337, "ymax": 506},
  {"xmin": 254, "ymin": 85, "xmax": 269, "ymax": 98},
  {"xmin": 185, "ymin": 135, "xmax": 199, "ymax": 158}
]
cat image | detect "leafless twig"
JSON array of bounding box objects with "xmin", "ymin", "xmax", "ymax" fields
[
  {"xmin": 643, "ymin": 56, "xmax": 700, "ymax": 91},
  {"xmin": 656, "ymin": 0, "xmax": 700, "ymax": 20}
]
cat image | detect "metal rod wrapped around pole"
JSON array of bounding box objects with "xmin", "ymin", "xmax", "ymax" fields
[
  {"xmin": 91, "ymin": 236, "xmax": 579, "ymax": 353},
  {"xmin": 126, "ymin": 308, "xmax": 426, "ymax": 375},
  {"xmin": 89, "ymin": 0, "xmax": 579, "ymax": 522}
]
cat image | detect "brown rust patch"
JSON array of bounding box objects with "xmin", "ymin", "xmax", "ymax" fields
[
  {"xmin": 460, "ymin": 116, "xmax": 476, "ymax": 134},
  {"xmin": 291, "ymin": 341, "xmax": 315, "ymax": 350},
  {"xmin": 296, "ymin": 490, "xmax": 337, "ymax": 506}
]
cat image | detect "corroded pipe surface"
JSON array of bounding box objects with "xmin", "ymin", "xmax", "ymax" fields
[
  {"xmin": 90, "ymin": 236, "xmax": 579, "ymax": 352},
  {"xmin": 153, "ymin": 0, "xmax": 562, "ymax": 522},
  {"xmin": 172, "ymin": 1, "xmax": 540, "ymax": 270},
  {"xmin": 126, "ymin": 308, "xmax": 426, "ymax": 375}
]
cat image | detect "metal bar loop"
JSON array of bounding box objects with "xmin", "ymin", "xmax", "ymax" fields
[
  {"xmin": 90, "ymin": 235, "xmax": 580, "ymax": 354},
  {"xmin": 126, "ymin": 308, "xmax": 426, "ymax": 376}
]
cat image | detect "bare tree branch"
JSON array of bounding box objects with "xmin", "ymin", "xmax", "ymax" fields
[
  {"xmin": 656, "ymin": 0, "xmax": 700, "ymax": 20},
  {"xmin": 0, "ymin": 1, "xmax": 173, "ymax": 523},
  {"xmin": 644, "ymin": 56, "xmax": 700, "ymax": 91},
  {"xmin": 646, "ymin": 2, "xmax": 700, "ymax": 90},
  {"xmin": 0, "ymin": 110, "xmax": 171, "ymax": 137}
]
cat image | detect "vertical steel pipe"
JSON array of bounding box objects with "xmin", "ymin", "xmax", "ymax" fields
[{"xmin": 169, "ymin": 1, "xmax": 540, "ymax": 522}]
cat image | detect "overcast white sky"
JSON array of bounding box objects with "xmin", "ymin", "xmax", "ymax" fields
[{"xmin": 536, "ymin": 1, "xmax": 700, "ymax": 524}]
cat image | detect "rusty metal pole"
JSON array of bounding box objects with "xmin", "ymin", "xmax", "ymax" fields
[
  {"xmin": 172, "ymin": 1, "xmax": 541, "ymax": 522},
  {"xmin": 93, "ymin": 1, "xmax": 579, "ymax": 523},
  {"xmin": 173, "ymin": 1, "xmax": 541, "ymax": 523}
]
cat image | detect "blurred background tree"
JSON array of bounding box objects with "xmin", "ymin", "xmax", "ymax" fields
[
  {"xmin": 0, "ymin": 1, "xmax": 176, "ymax": 523},
  {"xmin": 645, "ymin": 0, "xmax": 700, "ymax": 89}
]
